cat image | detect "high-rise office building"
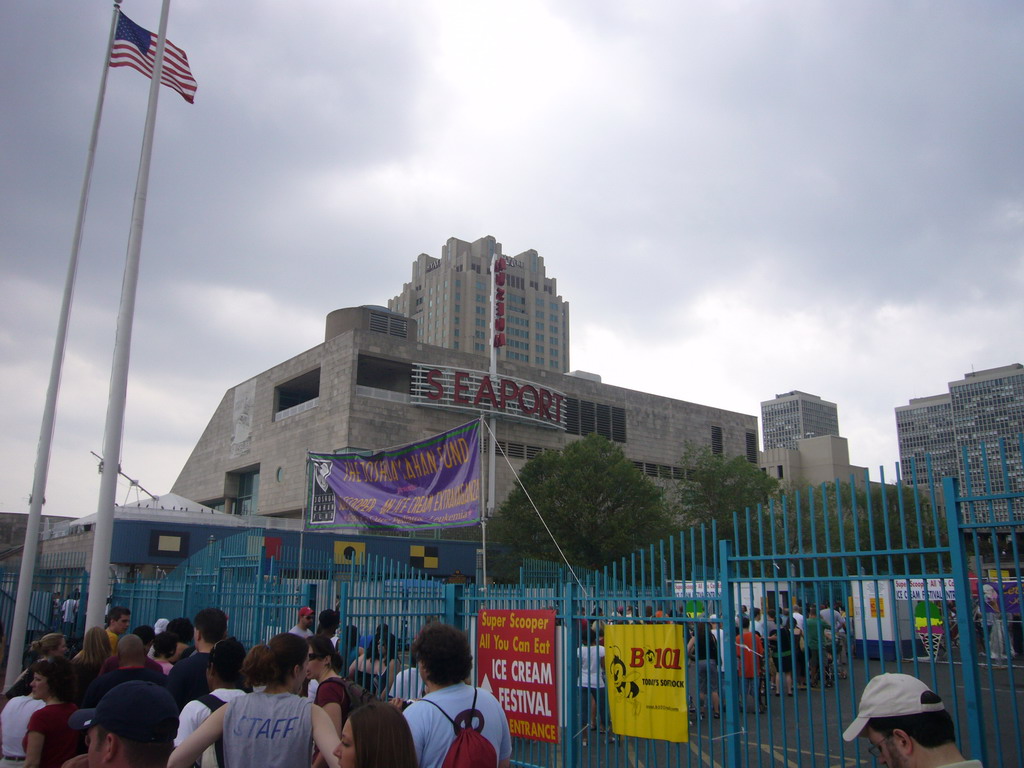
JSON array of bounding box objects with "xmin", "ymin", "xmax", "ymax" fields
[
  {"xmin": 388, "ymin": 236, "xmax": 570, "ymax": 372},
  {"xmin": 895, "ymin": 393, "xmax": 955, "ymax": 485},
  {"xmin": 895, "ymin": 364, "xmax": 1024, "ymax": 521},
  {"xmin": 760, "ymin": 391, "xmax": 840, "ymax": 451}
]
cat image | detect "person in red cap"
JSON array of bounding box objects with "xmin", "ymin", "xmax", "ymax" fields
[
  {"xmin": 289, "ymin": 607, "xmax": 315, "ymax": 638},
  {"xmin": 843, "ymin": 673, "xmax": 982, "ymax": 767}
]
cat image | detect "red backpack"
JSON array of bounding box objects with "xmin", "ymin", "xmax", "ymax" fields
[{"xmin": 423, "ymin": 688, "xmax": 498, "ymax": 768}]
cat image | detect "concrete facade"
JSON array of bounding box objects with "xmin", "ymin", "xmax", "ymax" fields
[
  {"xmin": 760, "ymin": 435, "xmax": 868, "ymax": 491},
  {"xmin": 171, "ymin": 306, "xmax": 759, "ymax": 522}
]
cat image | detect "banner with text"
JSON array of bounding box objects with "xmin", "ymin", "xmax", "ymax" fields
[
  {"xmin": 605, "ymin": 623, "xmax": 688, "ymax": 743},
  {"xmin": 307, "ymin": 421, "xmax": 480, "ymax": 530},
  {"xmin": 477, "ymin": 609, "xmax": 558, "ymax": 743}
]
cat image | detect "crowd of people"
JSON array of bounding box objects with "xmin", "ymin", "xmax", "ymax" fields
[
  {"xmin": 575, "ymin": 598, "xmax": 851, "ymax": 724},
  {"xmin": 3, "ymin": 594, "xmax": 990, "ymax": 768},
  {"xmin": 0, "ymin": 606, "xmax": 511, "ymax": 768}
]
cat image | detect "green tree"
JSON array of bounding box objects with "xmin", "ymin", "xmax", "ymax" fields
[
  {"xmin": 675, "ymin": 444, "xmax": 781, "ymax": 543},
  {"xmin": 490, "ymin": 434, "xmax": 675, "ymax": 571}
]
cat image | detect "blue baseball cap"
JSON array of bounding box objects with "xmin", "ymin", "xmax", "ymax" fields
[{"xmin": 69, "ymin": 681, "xmax": 179, "ymax": 743}]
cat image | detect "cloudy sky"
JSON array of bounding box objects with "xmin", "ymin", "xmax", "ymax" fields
[{"xmin": 3, "ymin": 1, "xmax": 1022, "ymax": 519}]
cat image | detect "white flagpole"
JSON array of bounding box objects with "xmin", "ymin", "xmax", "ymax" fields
[
  {"xmin": 3, "ymin": 2, "xmax": 121, "ymax": 690},
  {"xmin": 483, "ymin": 242, "xmax": 499, "ymax": 590},
  {"xmin": 84, "ymin": 0, "xmax": 175, "ymax": 632}
]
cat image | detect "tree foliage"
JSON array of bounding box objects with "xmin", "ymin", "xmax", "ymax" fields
[
  {"xmin": 675, "ymin": 444, "xmax": 781, "ymax": 541},
  {"xmin": 491, "ymin": 434, "xmax": 675, "ymax": 572}
]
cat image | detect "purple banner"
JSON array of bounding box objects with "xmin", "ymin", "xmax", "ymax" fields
[{"xmin": 307, "ymin": 421, "xmax": 480, "ymax": 530}]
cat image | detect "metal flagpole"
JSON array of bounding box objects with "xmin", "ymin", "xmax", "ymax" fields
[
  {"xmin": 4, "ymin": 2, "xmax": 121, "ymax": 690},
  {"xmin": 84, "ymin": 0, "xmax": 175, "ymax": 631},
  {"xmin": 483, "ymin": 242, "xmax": 500, "ymax": 590}
]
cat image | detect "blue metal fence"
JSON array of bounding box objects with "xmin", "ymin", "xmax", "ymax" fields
[{"xmin": 8, "ymin": 435, "xmax": 1021, "ymax": 767}]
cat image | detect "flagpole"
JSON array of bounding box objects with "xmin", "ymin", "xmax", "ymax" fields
[
  {"xmin": 84, "ymin": 0, "xmax": 175, "ymax": 632},
  {"xmin": 483, "ymin": 243, "xmax": 500, "ymax": 591},
  {"xmin": 3, "ymin": 2, "xmax": 121, "ymax": 690}
]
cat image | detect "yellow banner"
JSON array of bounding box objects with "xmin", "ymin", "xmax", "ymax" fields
[{"xmin": 604, "ymin": 624, "xmax": 688, "ymax": 743}]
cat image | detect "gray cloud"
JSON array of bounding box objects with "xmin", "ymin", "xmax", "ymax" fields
[{"xmin": 2, "ymin": 0, "xmax": 1021, "ymax": 517}]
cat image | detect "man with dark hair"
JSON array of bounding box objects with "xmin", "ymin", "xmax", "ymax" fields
[
  {"xmin": 843, "ymin": 673, "xmax": 982, "ymax": 767},
  {"xmin": 105, "ymin": 606, "xmax": 131, "ymax": 654},
  {"xmin": 69, "ymin": 680, "xmax": 178, "ymax": 768},
  {"xmin": 316, "ymin": 609, "xmax": 341, "ymax": 644},
  {"xmin": 166, "ymin": 608, "xmax": 228, "ymax": 710},
  {"xmin": 403, "ymin": 623, "xmax": 511, "ymax": 768},
  {"xmin": 82, "ymin": 635, "xmax": 167, "ymax": 708}
]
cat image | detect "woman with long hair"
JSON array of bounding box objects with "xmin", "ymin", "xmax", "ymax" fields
[
  {"xmin": 3, "ymin": 634, "xmax": 67, "ymax": 703},
  {"xmin": 70, "ymin": 627, "xmax": 110, "ymax": 706},
  {"xmin": 347, "ymin": 633, "xmax": 398, "ymax": 699},
  {"xmin": 168, "ymin": 632, "xmax": 340, "ymax": 768},
  {"xmin": 23, "ymin": 656, "xmax": 78, "ymax": 768},
  {"xmin": 307, "ymin": 636, "xmax": 348, "ymax": 768},
  {"xmin": 332, "ymin": 701, "xmax": 417, "ymax": 768}
]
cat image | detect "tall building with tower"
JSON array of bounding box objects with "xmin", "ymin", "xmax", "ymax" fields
[
  {"xmin": 388, "ymin": 235, "xmax": 570, "ymax": 372},
  {"xmin": 760, "ymin": 391, "xmax": 840, "ymax": 451}
]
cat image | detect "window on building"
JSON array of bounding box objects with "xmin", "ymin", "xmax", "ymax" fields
[
  {"xmin": 356, "ymin": 355, "xmax": 413, "ymax": 393},
  {"xmin": 565, "ymin": 398, "xmax": 627, "ymax": 442},
  {"xmin": 274, "ymin": 369, "xmax": 320, "ymax": 418},
  {"xmin": 745, "ymin": 431, "xmax": 758, "ymax": 463},
  {"xmin": 230, "ymin": 467, "xmax": 260, "ymax": 516},
  {"xmin": 711, "ymin": 425, "xmax": 724, "ymax": 455}
]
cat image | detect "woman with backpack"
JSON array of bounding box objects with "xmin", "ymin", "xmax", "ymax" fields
[
  {"xmin": 307, "ymin": 636, "xmax": 350, "ymax": 768},
  {"xmin": 168, "ymin": 633, "xmax": 340, "ymax": 768}
]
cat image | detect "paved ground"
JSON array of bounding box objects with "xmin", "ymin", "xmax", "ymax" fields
[{"xmin": 566, "ymin": 654, "xmax": 1022, "ymax": 768}]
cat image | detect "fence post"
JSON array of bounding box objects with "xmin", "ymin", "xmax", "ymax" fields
[
  {"xmin": 718, "ymin": 538, "xmax": 740, "ymax": 768},
  {"xmin": 444, "ymin": 583, "xmax": 459, "ymax": 627},
  {"xmin": 562, "ymin": 580, "xmax": 576, "ymax": 768},
  {"xmin": 942, "ymin": 476, "xmax": 986, "ymax": 765},
  {"xmin": 303, "ymin": 582, "xmax": 317, "ymax": 610}
]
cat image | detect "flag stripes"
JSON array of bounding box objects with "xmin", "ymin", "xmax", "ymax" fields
[{"xmin": 109, "ymin": 12, "xmax": 197, "ymax": 104}]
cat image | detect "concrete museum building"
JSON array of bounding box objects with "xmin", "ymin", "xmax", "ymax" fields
[{"xmin": 171, "ymin": 239, "xmax": 759, "ymax": 526}]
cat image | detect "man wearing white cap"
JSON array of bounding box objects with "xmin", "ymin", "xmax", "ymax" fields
[{"xmin": 843, "ymin": 673, "xmax": 982, "ymax": 767}]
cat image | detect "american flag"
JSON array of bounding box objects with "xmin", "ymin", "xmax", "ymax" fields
[{"xmin": 109, "ymin": 11, "xmax": 197, "ymax": 104}]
